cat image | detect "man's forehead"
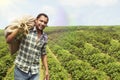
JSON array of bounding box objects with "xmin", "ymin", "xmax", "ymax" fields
[{"xmin": 37, "ymin": 16, "xmax": 48, "ymax": 22}]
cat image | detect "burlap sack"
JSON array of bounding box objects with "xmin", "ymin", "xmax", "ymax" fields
[
  {"xmin": 4, "ymin": 15, "xmax": 35, "ymax": 54},
  {"xmin": 4, "ymin": 26, "xmax": 20, "ymax": 54},
  {"xmin": 8, "ymin": 39, "xmax": 20, "ymax": 54}
]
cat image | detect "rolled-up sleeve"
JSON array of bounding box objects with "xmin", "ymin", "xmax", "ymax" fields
[
  {"xmin": 41, "ymin": 34, "xmax": 48, "ymax": 55},
  {"xmin": 41, "ymin": 42, "xmax": 47, "ymax": 55}
]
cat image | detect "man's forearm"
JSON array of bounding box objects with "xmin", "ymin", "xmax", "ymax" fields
[
  {"xmin": 6, "ymin": 29, "xmax": 19, "ymax": 43},
  {"xmin": 42, "ymin": 55, "xmax": 49, "ymax": 72},
  {"xmin": 42, "ymin": 54, "xmax": 49, "ymax": 80}
]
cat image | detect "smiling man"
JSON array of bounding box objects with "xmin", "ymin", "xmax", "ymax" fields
[{"xmin": 6, "ymin": 13, "xmax": 49, "ymax": 80}]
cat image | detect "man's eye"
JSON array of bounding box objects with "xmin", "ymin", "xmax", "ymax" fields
[{"xmin": 40, "ymin": 20, "xmax": 43, "ymax": 22}]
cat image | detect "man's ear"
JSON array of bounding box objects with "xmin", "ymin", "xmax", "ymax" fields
[{"xmin": 34, "ymin": 19, "xmax": 37, "ymax": 23}]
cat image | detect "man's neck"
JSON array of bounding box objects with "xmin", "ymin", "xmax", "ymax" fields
[{"xmin": 37, "ymin": 29, "xmax": 43, "ymax": 38}]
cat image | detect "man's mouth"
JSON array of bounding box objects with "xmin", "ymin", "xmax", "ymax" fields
[{"xmin": 38, "ymin": 25, "xmax": 43, "ymax": 30}]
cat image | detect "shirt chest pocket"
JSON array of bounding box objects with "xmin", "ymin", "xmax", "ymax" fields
[{"xmin": 36, "ymin": 40, "xmax": 45, "ymax": 49}]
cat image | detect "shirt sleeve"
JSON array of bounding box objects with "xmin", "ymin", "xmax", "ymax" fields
[
  {"xmin": 41, "ymin": 34, "xmax": 48, "ymax": 55},
  {"xmin": 41, "ymin": 43, "xmax": 47, "ymax": 55}
]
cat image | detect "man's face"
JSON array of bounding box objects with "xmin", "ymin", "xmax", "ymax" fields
[{"xmin": 35, "ymin": 15, "xmax": 48, "ymax": 31}]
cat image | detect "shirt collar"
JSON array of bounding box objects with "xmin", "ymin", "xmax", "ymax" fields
[
  {"xmin": 33, "ymin": 26, "xmax": 37, "ymax": 32},
  {"xmin": 32, "ymin": 26, "xmax": 44, "ymax": 34}
]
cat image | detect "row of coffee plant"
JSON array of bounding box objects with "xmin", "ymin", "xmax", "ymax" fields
[
  {"xmin": 48, "ymin": 26, "xmax": 120, "ymax": 80},
  {"xmin": 51, "ymin": 26, "xmax": 120, "ymax": 61},
  {"xmin": 4, "ymin": 47, "xmax": 69, "ymax": 80},
  {"xmin": 0, "ymin": 32, "xmax": 15, "ymax": 79},
  {"xmin": 46, "ymin": 46, "xmax": 69, "ymax": 80},
  {"xmin": 48, "ymin": 43, "xmax": 109, "ymax": 80}
]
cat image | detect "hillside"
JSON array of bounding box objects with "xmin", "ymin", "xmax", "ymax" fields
[{"xmin": 1, "ymin": 26, "xmax": 120, "ymax": 80}]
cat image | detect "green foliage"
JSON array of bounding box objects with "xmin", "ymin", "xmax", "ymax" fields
[
  {"xmin": 0, "ymin": 30, "xmax": 15, "ymax": 79},
  {"xmin": 103, "ymin": 62, "xmax": 120, "ymax": 80},
  {"xmin": 80, "ymin": 70, "xmax": 109, "ymax": 80},
  {"xmin": 2, "ymin": 26, "xmax": 120, "ymax": 80},
  {"xmin": 48, "ymin": 57, "xmax": 68, "ymax": 80},
  {"xmin": 48, "ymin": 26, "xmax": 120, "ymax": 80},
  {"xmin": 46, "ymin": 46, "xmax": 69, "ymax": 80},
  {"xmin": 0, "ymin": 55, "xmax": 14, "ymax": 79},
  {"xmin": 88, "ymin": 53, "xmax": 116, "ymax": 69}
]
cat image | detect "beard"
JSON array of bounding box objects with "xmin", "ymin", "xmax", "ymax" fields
[
  {"xmin": 36, "ymin": 25, "xmax": 45, "ymax": 31},
  {"xmin": 38, "ymin": 26, "xmax": 43, "ymax": 30}
]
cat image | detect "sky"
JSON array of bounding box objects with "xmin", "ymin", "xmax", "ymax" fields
[{"xmin": 0, "ymin": 0, "xmax": 120, "ymax": 29}]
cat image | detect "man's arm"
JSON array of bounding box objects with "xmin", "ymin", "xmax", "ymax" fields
[
  {"xmin": 41, "ymin": 54, "xmax": 49, "ymax": 80},
  {"xmin": 6, "ymin": 29, "xmax": 19, "ymax": 43}
]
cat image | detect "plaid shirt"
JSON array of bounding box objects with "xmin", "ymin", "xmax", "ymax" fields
[{"xmin": 15, "ymin": 27, "xmax": 48, "ymax": 74}]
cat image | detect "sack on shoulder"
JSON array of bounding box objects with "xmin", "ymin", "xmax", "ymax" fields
[
  {"xmin": 4, "ymin": 26, "xmax": 20, "ymax": 55},
  {"xmin": 4, "ymin": 15, "xmax": 35, "ymax": 54},
  {"xmin": 8, "ymin": 39, "xmax": 20, "ymax": 55}
]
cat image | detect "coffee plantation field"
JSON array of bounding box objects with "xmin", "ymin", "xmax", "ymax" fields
[{"xmin": 0, "ymin": 26, "xmax": 120, "ymax": 80}]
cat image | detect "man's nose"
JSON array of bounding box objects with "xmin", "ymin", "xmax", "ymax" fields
[{"xmin": 41, "ymin": 22, "xmax": 45, "ymax": 25}]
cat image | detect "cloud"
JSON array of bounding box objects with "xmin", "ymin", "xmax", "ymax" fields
[
  {"xmin": 0, "ymin": 0, "xmax": 31, "ymax": 28},
  {"xmin": 94, "ymin": 0, "xmax": 118, "ymax": 7},
  {"xmin": 0, "ymin": 0, "xmax": 120, "ymax": 29},
  {"xmin": 39, "ymin": 5, "xmax": 69, "ymax": 26},
  {"xmin": 58, "ymin": 0, "xmax": 92, "ymax": 7},
  {"xmin": 59, "ymin": 0, "xmax": 118, "ymax": 7},
  {"xmin": 40, "ymin": 5, "xmax": 56, "ymax": 15},
  {"xmin": 0, "ymin": 0, "xmax": 26, "ymax": 8},
  {"xmin": 0, "ymin": 0, "xmax": 12, "ymax": 7}
]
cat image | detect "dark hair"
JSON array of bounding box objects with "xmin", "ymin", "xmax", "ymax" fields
[{"xmin": 36, "ymin": 13, "xmax": 49, "ymax": 22}]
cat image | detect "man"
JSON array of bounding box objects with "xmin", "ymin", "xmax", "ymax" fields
[{"xmin": 6, "ymin": 13, "xmax": 49, "ymax": 80}]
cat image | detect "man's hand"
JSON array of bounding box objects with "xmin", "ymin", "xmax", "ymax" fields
[
  {"xmin": 6, "ymin": 28, "xmax": 19, "ymax": 43},
  {"xmin": 41, "ymin": 54, "xmax": 49, "ymax": 80},
  {"xmin": 44, "ymin": 70, "xmax": 49, "ymax": 80}
]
